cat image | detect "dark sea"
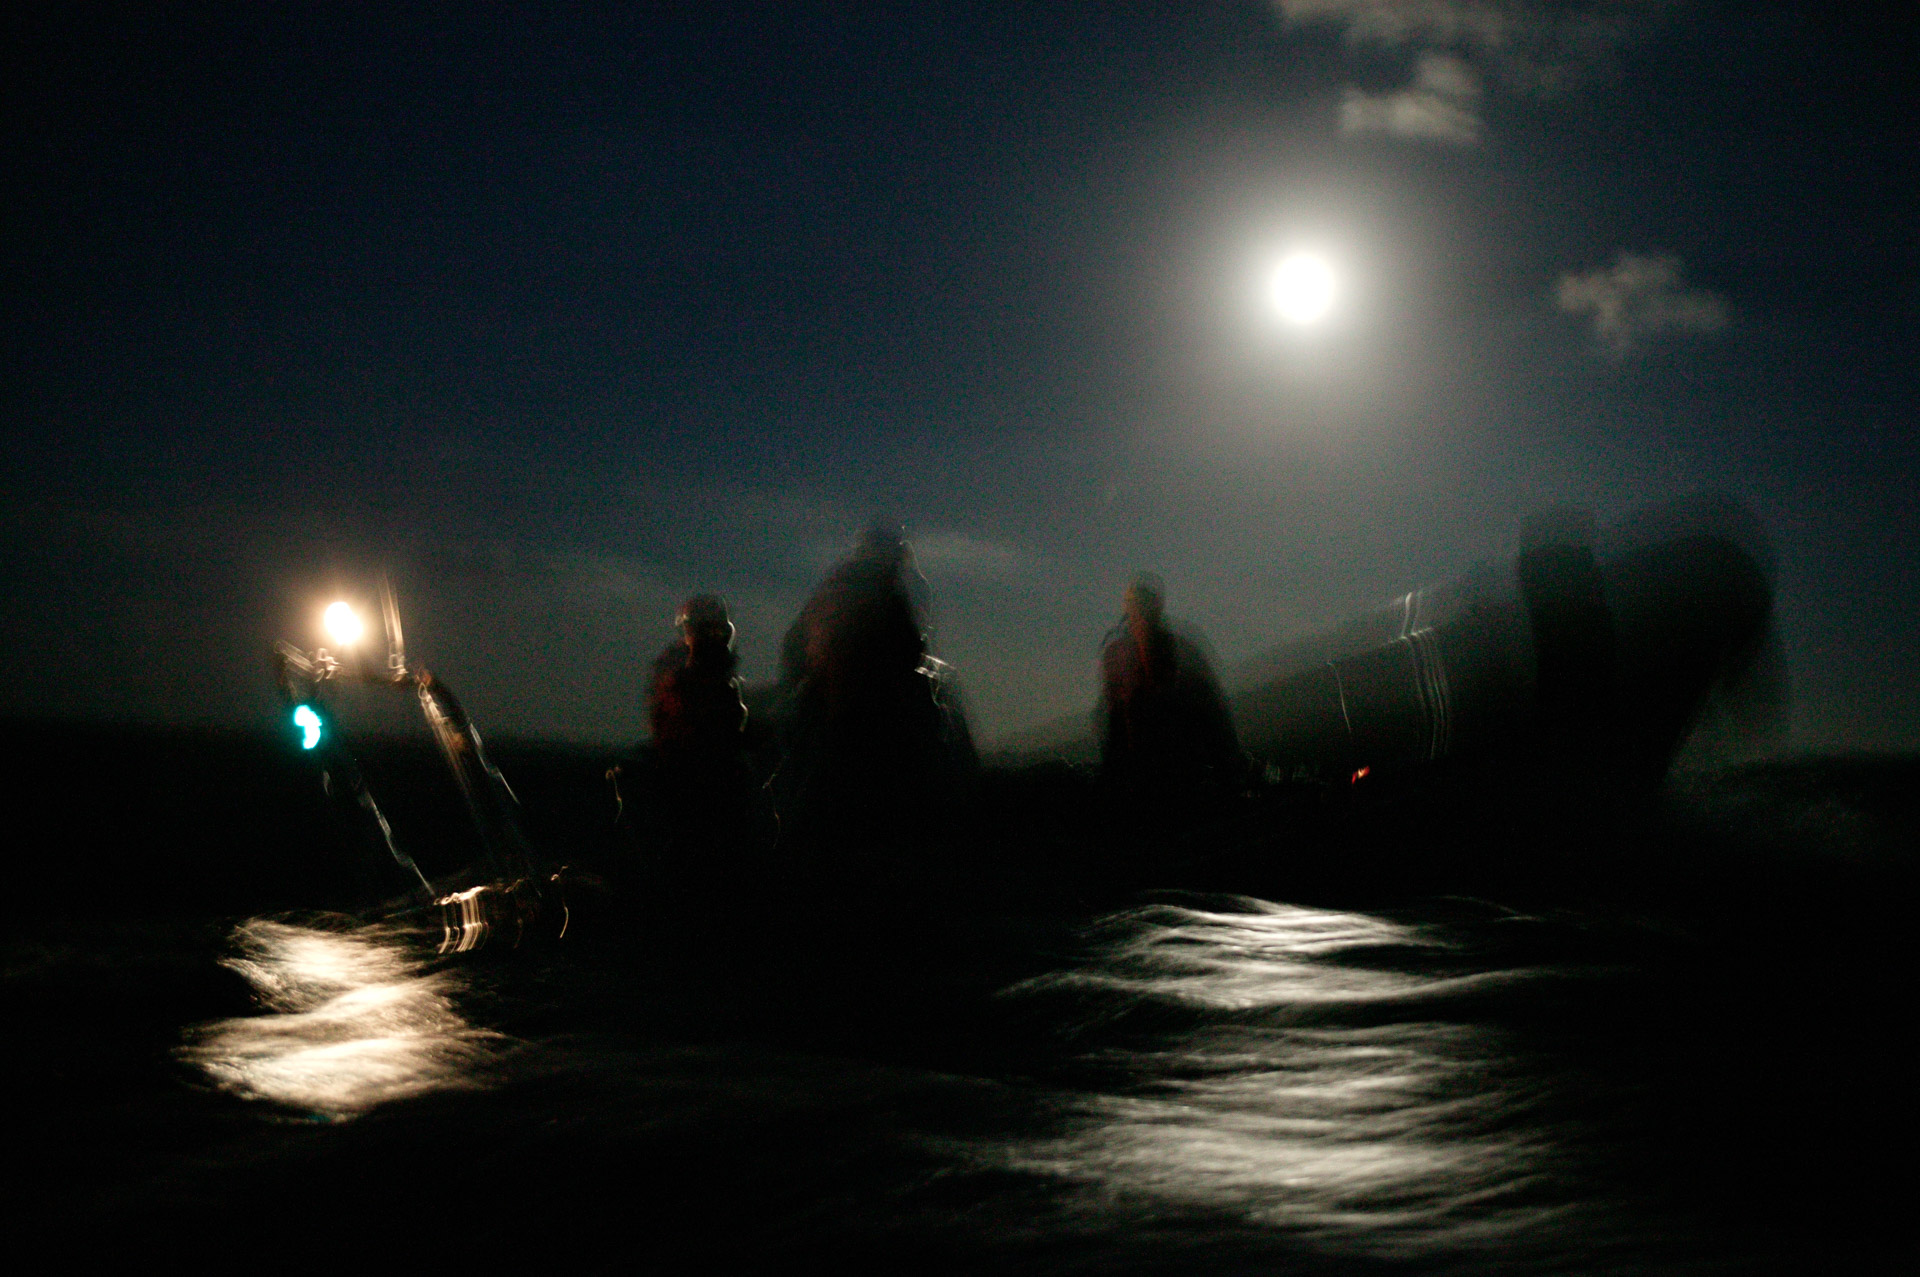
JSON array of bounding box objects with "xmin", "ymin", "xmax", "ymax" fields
[{"xmin": 3, "ymin": 721, "xmax": 1913, "ymax": 1273}]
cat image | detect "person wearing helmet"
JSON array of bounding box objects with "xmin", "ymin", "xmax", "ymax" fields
[
  {"xmin": 626, "ymin": 593, "xmax": 772, "ymax": 885},
  {"xmin": 649, "ymin": 593, "xmax": 749, "ymax": 760},
  {"xmin": 779, "ymin": 518, "xmax": 929, "ymax": 701},
  {"xmin": 1097, "ymin": 573, "xmax": 1244, "ymax": 803},
  {"xmin": 774, "ymin": 519, "xmax": 975, "ymax": 851}
]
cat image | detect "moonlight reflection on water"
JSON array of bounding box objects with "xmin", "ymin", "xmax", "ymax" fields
[
  {"xmin": 998, "ymin": 901, "xmax": 1590, "ymax": 1259},
  {"xmin": 153, "ymin": 872, "xmax": 1897, "ymax": 1272},
  {"xmin": 182, "ymin": 919, "xmax": 505, "ymax": 1118}
]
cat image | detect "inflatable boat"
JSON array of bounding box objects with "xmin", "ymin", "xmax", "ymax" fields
[
  {"xmin": 271, "ymin": 501, "xmax": 1780, "ymax": 939},
  {"xmin": 1230, "ymin": 503, "xmax": 1777, "ymax": 791}
]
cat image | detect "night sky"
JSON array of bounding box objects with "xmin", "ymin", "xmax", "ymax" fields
[{"xmin": 4, "ymin": 2, "xmax": 1915, "ymax": 748}]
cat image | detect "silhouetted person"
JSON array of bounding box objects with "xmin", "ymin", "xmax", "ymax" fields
[
  {"xmin": 629, "ymin": 594, "xmax": 774, "ymax": 887},
  {"xmin": 775, "ymin": 520, "xmax": 974, "ymax": 853},
  {"xmin": 780, "ymin": 519, "xmax": 930, "ymax": 705},
  {"xmin": 1516, "ymin": 508, "xmax": 1614, "ymax": 770},
  {"xmin": 650, "ymin": 594, "xmax": 749, "ymax": 758},
  {"xmin": 1098, "ymin": 575, "xmax": 1244, "ymax": 803}
]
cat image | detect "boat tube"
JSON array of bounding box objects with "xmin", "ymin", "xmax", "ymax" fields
[{"xmin": 1230, "ymin": 504, "xmax": 1776, "ymax": 791}]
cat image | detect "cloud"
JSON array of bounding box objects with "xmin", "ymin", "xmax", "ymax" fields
[
  {"xmin": 910, "ymin": 530, "xmax": 1032, "ymax": 580},
  {"xmin": 1281, "ymin": 0, "xmax": 1523, "ymax": 54},
  {"xmin": 1277, "ymin": 1, "xmax": 1666, "ymax": 89},
  {"xmin": 1340, "ymin": 53, "xmax": 1483, "ymax": 145},
  {"xmin": 549, "ymin": 550, "xmax": 662, "ymax": 604},
  {"xmin": 1277, "ymin": 1, "xmax": 1674, "ymax": 141},
  {"xmin": 1554, "ymin": 251, "xmax": 1730, "ymax": 354}
]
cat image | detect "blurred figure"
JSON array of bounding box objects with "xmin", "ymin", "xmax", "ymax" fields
[
  {"xmin": 650, "ymin": 594, "xmax": 749, "ymax": 757},
  {"xmin": 775, "ymin": 520, "xmax": 975, "ymax": 854},
  {"xmin": 780, "ymin": 519, "xmax": 930, "ymax": 700},
  {"xmin": 1097, "ymin": 574, "xmax": 1244, "ymax": 804},
  {"xmin": 629, "ymin": 594, "xmax": 771, "ymax": 889}
]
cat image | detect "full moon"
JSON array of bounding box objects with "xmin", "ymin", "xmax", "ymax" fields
[
  {"xmin": 323, "ymin": 600, "xmax": 364, "ymax": 647},
  {"xmin": 1270, "ymin": 252, "xmax": 1336, "ymax": 325}
]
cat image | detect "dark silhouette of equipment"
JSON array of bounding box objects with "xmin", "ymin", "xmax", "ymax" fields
[{"xmin": 273, "ymin": 579, "xmax": 566, "ymax": 954}]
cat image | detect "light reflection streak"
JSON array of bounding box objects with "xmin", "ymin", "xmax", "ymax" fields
[
  {"xmin": 999, "ymin": 900, "xmax": 1579, "ymax": 1259},
  {"xmin": 182, "ymin": 919, "xmax": 505, "ymax": 1119},
  {"xmin": 1036, "ymin": 900, "xmax": 1528, "ymax": 1011}
]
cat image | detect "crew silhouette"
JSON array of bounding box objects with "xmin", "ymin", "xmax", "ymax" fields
[
  {"xmin": 1097, "ymin": 574, "xmax": 1245, "ymax": 806},
  {"xmin": 774, "ymin": 520, "xmax": 975, "ymax": 850},
  {"xmin": 649, "ymin": 593, "xmax": 749, "ymax": 762},
  {"xmin": 626, "ymin": 593, "xmax": 772, "ymax": 885},
  {"xmin": 622, "ymin": 546, "xmax": 1260, "ymax": 875}
]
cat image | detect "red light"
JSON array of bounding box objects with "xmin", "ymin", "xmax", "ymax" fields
[{"xmin": 1350, "ymin": 766, "xmax": 1371, "ymax": 784}]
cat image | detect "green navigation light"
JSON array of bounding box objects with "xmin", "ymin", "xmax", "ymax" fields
[{"xmin": 293, "ymin": 704, "xmax": 323, "ymax": 750}]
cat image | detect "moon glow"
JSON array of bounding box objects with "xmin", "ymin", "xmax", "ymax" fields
[
  {"xmin": 1270, "ymin": 253, "xmax": 1337, "ymax": 325},
  {"xmin": 323, "ymin": 601, "xmax": 364, "ymax": 647}
]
